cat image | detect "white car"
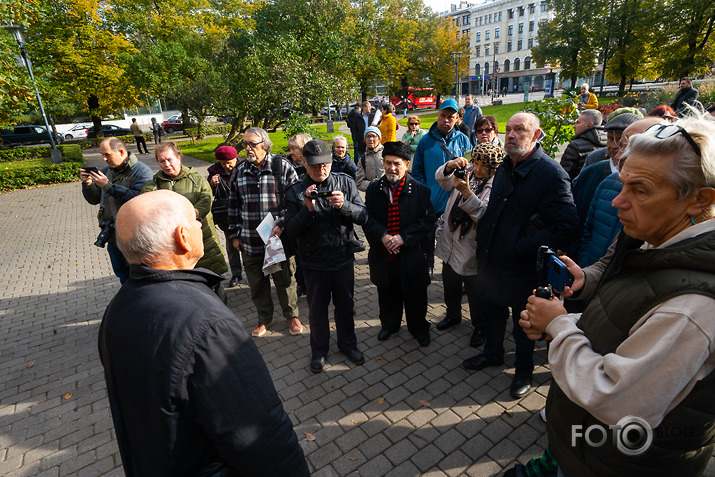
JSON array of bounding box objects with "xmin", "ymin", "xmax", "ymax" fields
[{"xmin": 59, "ymin": 124, "xmax": 90, "ymax": 141}]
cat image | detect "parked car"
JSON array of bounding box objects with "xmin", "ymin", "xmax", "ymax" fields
[
  {"xmin": 0, "ymin": 125, "xmax": 53, "ymax": 147},
  {"xmin": 161, "ymin": 115, "xmax": 198, "ymax": 134},
  {"xmin": 58, "ymin": 124, "xmax": 90, "ymax": 141},
  {"xmin": 86, "ymin": 124, "xmax": 132, "ymax": 139}
]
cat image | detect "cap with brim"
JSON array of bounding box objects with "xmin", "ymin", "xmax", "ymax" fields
[
  {"xmin": 604, "ymin": 113, "xmax": 642, "ymax": 132},
  {"xmin": 440, "ymin": 99, "xmax": 459, "ymax": 112},
  {"xmin": 303, "ymin": 139, "xmax": 332, "ymax": 165}
]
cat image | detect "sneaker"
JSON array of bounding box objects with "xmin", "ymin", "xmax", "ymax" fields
[
  {"xmin": 252, "ymin": 320, "xmax": 272, "ymax": 337},
  {"xmin": 287, "ymin": 317, "xmax": 303, "ymax": 335}
]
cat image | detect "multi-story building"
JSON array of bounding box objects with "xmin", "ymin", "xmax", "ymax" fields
[{"xmin": 444, "ymin": 0, "xmax": 554, "ymax": 95}]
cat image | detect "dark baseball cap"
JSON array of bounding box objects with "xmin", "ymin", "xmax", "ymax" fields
[{"xmin": 303, "ymin": 139, "xmax": 332, "ymax": 165}]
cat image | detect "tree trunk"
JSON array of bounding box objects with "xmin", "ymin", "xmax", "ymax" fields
[{"xmin": 88, "ymin": 95, "xmax": 103, "ymax": 138}]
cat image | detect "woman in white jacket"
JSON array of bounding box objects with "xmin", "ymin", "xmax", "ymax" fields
[{"xmin": 434, "ymin": 143, "xmax": 505, "ymax": 347}]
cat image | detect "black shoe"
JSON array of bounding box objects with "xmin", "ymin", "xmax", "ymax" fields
[
  {"xmin": 470, "ymin": 328, "xmax": 485, "ymax": 348},
  {"xmin": 510, "ymin": 374, "xmax": 532, "ymax": 399},
  {"xmin": 416, "ymin": 330, "xmax": 430, "ymax": 347},
  {"xmin": 436, "ymin": 315, "xmax": 461, "ymax": 330},
  {"xmin": 228, "ymin": 275, "xmax": 241, "ymax": 288},
  {"xmin": 377, "ymin": 328, "xmax": 395, "ymax": 341},
  {"xmin": 341, "ymin": 348, "xmax": 365, "ymax": 365},
  {"xmin": 310, "ymin": 356, "xmax": 325, "ymax": 373},
  {"xmin": 462, "ymin": 354, "xmax": 503, "ymax": 371}
]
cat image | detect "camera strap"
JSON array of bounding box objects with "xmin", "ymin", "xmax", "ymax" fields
[{"xmin": 438, "ymin": 140, "xmax": 456, "ymax": 162}]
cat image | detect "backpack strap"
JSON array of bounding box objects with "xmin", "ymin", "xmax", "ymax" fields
[{"xmin": 271, "ymin": 155, "xmax": 285, "ymax": 210}]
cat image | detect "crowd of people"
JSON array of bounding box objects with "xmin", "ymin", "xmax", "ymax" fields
[{"xmin": 80, "ymin": 81, "xmax": 715, "ymax": 475}]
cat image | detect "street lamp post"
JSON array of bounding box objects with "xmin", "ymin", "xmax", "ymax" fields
[{"xmin": 2, "ymin": 24, "xmax": 61, "ymax": 163}]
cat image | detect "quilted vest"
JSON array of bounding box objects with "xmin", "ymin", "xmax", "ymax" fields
[{"xmin": 547, "ymin": 231, "xmax": 715, "ymax": 477}]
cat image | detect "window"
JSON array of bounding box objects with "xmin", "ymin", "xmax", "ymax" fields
[
  {"xmin": 518, "ymin": 22, "xmax": 524, "ymax": 33},
  {"xmin": 489, "ymin": 14, "xmax": 492, "ymax": 23},
  {"xmin": 504, "ymin": 59, "xmax": 510, "ymax": 72},
  {"xmin": 541, "ymin": 2, "xmax": 548, "ymax": 11},
  {"xmin": 525, "ymin": 57, "xmax": 531, "ymax": 69},
  {"xmin": 498, "ymin": 12, "xmax": 502, "ymax": 21},
  {"xmin": 529, "ymin": 21, "xmax": 534, "ymax": 32},
  {"xmin": 456, "ymin": 17, "xmax": 460, "ymax": 26},
  {"xmin": 519, "ymin": 7, "xmax": 525, "ymax": 16},
  {"xmin": 514, "ymin": 58, "xmax": 520, "ymax": 70},
  {"xmin": 476, "ymin": 31, "xmax": 481, "ymax": 41},
  {"xmin": 507, "ymin": 41, "xmax": 513, "ymax": 52},
  {"xmin": 495, "ymin": 27, "xmax": 500, "ymax": 38},
  {"xmin": 463, "ymin": 14, "xmax": 471, "ymax": 24},
  {"xmin": 508, "ymin": 9, "xmax": 514, "ymax": 19},
  {"xmin": 485, "ymin": 45, "xmax": 490, "ymax": 56},
  {"xmin": 484, "ymin": 62, "xmax": 490, "ymax": 74},
  {"xmin": 475, "ymin": 63, "xmax": 481, "ymax": 75},
  {"xmin": 517, "ymin": 40, "xmax": 523, "ymax": 50},
  {"xmin": 462, "ymin": 29, "xmax": 470, "ymax": 38},
  {"xmin": 485, "ymin": 29, "xmax": 490, "ymax": 40},
  {"xmin": 508, "ymin": 25, "xmax": 513, "ymax": 35},
  {"xmin": 475, "ymin": 45, "xmax": 481, "ymax": 56},
  {"xmin": 528, "ymin": 38, "xmax": 534, "ymax": 48},
  {"xmin": 529, "ymin": 3, "xmax": 535, "ymax": 13},
  {"xmin": 494, "ymin": 42, "xmax": 499, "ymax": 54}
]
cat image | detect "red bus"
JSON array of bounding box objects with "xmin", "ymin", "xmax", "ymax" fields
[{"xmin": 390, "ymin": 88, "xmax": 437, "ymax": 110}]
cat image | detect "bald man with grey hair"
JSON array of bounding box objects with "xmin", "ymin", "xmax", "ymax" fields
[
  {"xmin": 464, "ymin": 111, "xmax": 579, "ymax": 401},
  {"xmin": 99, "ymin": 190, "xmax": 309, "ymax": 477},
  {"xmin": 561, "ymin": 109, "xmax": 607, "ymax": 180}
]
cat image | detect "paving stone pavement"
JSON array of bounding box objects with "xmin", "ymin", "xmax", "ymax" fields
[{"xmin": 1, "ymin": 144, "xmax": 713, "ymax": 477}]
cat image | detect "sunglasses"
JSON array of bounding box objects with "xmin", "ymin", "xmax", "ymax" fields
[
  {"xmin": 476, "ymin": 128, "xmax": 494, "ymax": 134},
  {"xmin": 647, "ymin": 124, "xmax": 701, "ymax": 157}
]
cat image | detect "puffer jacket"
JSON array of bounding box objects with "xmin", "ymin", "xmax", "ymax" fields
[
  {"xmin": 356, "ymin": 144, "xmax": 384, "ymax": 192},
  {"xmin": 434, "ymin": 163, "xmax": 493, "ymax": 276},
  {"xmin": 284, "ymin": 172, "xmax": 368, "ymax": 271},
  {"xmin": 141, "ymin": 166, "xmax": 228, "ymax": 275},
  {"xmin": 577, "ymin": 171, "xmax": 623, "ymax": 267},
  {"xmin": 379, "ymin": 113, "xmax": 398, "ymax": 143},
  {"xmin": 81, "ymin": 153, "xmax": 154, "ymax": 235},
  {"xmin": 559, "ymin": 126, "xmax": 607, "ymax": 180}
]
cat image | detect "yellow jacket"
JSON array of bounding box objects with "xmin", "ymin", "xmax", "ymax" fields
[{"xmin": 379, "ymin": 113, "xmax": 397, "ymax": 143}]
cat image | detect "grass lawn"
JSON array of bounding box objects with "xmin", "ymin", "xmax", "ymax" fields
[
  {"xmin": 1, "ymin": 158, "xmax": 49, "ymax": 170},
  {"xmin": 397, "ymin": 102, "xmax": 528, "ymax": 134}
]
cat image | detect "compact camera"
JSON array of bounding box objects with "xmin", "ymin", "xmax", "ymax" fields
[
  {"xmin": 307, "ymin": 190, "xmax": 333, "ymax": 199},
  {"xmin": 95, "ymin": 219, "xmax": 115, "ymax": 248},
  {"xmin": 453, "ymin": 163, "xmax": 473, "ymax": 180}
]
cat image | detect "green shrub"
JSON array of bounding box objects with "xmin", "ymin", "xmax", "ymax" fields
[
  {"xmin": 283, "ymin": 112, "xmax": 318, "ymax": 141},
  {"xmin": 0, "ymin": 147, "xmax": 51, "ymax": 162},
  {"xmin": 0, "ymin": 162, "xmax": 82, "ymax": 192},
  {"xmin": 185, "ymin": 125, "xmax": 232, "ymax": 138},
  {"xmin": 524, "ymin": 94, "xmax": 579, "ymax": 158},
  {"xmin": 59, "ymin": 144, "xmax": 84, "ymax": 162}
]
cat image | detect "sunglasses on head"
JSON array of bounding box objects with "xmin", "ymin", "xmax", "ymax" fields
[{"xmin": 647, "ymin": 124, "xmax": 701, "ymax": 157}]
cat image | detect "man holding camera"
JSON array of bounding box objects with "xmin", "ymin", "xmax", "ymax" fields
[
  {"xmin": 80, "ymin": 137, "xmax": 153, "ymax": 284},
  {"xmin": 284, "ymin": 139, "xmax": 368, "ymax": 373}
]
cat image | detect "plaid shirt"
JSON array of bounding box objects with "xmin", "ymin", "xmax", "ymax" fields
[{"xmin": 228, "ymin": 154, "xmax": 298, "ymax": 256}]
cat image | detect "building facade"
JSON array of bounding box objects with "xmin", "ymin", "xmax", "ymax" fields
[{"xmin": 444, "ymin": 0, "xmax": 554, "ymax": 95}]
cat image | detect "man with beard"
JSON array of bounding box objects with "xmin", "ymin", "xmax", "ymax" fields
[
  {"xmin": 228, "ymin": 128, "xmax": 303, "ymax": 338},
  {"xmin": 284, "ymin": 139, "xmax": 368, "ymax": 373},
  {"xmin": 463, "ymin": 112, "xmax": 579, "ymax": 399}
]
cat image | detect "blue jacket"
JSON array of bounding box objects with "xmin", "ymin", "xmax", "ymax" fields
[
  {"xmin": 577, "ymin": 171, "xmax": 623, "ymax": 267},
  {"xmin": 412, "ymin": 122, "xmax": 472, "ymax": 214},
  {"xmin": 476, "ymin": 144, "xmax": 579, "ymax": 305},
  {"xmin": 99, "ymin": 265, "xmax": 308, "ymax": 477},
  {"xmin": 332, "ymin": 152, "xmax": 356, "ymax": 179}
]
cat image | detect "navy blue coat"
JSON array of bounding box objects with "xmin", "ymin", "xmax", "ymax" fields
[
  {"xmin": 578, "ymin": 171, "xmax": 623, "ymax": 267},
  {"xmin": 363, "ymin": 173, "xmax": 435, "ymax": 293},
  {"xmin": 476, "ymin": 144, "xmax": 579, "ymax": 305},
  {"xmin": 99, "ymin": 265, "xmax": 308, "ymax": 477}
]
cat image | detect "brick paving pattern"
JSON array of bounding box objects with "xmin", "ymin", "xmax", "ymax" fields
[{"xmin": 1, "ymin": 146, "xmax": 713, "ymax": 476}]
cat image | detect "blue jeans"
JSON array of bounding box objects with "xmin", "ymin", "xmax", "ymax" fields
[{"xmin": 107, "ymin": 242, "xmax": 129, "ymax": 284}]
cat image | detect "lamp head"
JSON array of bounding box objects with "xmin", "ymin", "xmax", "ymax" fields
[{"xmin": 2, "ymin": 24, "xmax": 26, "ymax": 45}]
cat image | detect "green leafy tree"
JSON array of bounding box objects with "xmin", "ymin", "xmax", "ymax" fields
[
  {"xmin": 531, "ymin": 0, "xmax": 608, "ymax": 87},
  {"xmin": 525, "ymin": 94, "xmax": 579, "ymax": 158},
  {"xmin": 656, "ymin": 0, "xmax": 715, "ymax": 78}
]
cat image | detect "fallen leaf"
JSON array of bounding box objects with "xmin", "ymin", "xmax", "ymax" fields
[
  {"xmin": 419, "ymin": 400, "xmax": 431, "ymax": 408},
  {"xmin": 58, "ymin": 414, "xmax": 62, "ymax": 419},
  {"xmin": 502, "ymin": 409, "xmax": 514, "ymax": 418},
  {"xmin": 63, "ymin": 393, "xmax": 72, "ymax": 400},
  {"xmin": 26, "ymin": 362, "xmax": 35, "ymax": 368},
  {"xmin": 378, "ymin": 398, "xmax": 385, "ymax": 405},
  {"xmin": 375, "ymin": 356, "xmax": 384, "ymax": 361},
  {"xmin": 349, "ymin": 457, "xmax": 358, "ymax": 461},
  {"xmin": 351, "ymin": 420, "xmax": 358, "ymax": 424},
  {"xmin": 304, "ymin": 432, "xmax": 315, "ymax": 442}
]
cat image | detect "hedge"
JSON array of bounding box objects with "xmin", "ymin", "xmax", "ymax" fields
[
  {"xmin": 0, "ymin": 143, "xmax": 85, "ymax": 163},
  {"xmin": 185, "ymin": 125, "xmax": 232, "ymax": 137},
  {"xmin": 0, "ymin": 162, "xmax": 82, "ymax": 192}
]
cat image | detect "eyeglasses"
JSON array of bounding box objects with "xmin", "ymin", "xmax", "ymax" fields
[
  {"xmin": 647, "ymin": 124, "xmax": 701, "ymax": 157},
  {"xmin": 243, "ymin": 140, "xmax": 264, "ymax": 149},
  {"xmin": 476, "ymin": 128, "xmax": 494, "ymax": 134}
]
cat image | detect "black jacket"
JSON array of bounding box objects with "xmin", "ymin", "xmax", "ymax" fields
[
  {"xmin": 672, "ymin": 86, "xmax": 699, "ymax": 116},
  {"xmin": 363, "ymin": 173, "xmax": 435, "ymax": 293},
  {"xmin": 284, "ymin": 172, "xmax": 368, "ymax": 271},
  {"xmin": 559, "ymin": 126, "xmax": 606, "ymax": 180},
  {"xmin": 476, "ymin": 144, "xmax": 579, "ymax": 305},
  {"xmin": 98, "ymin": 265, "xmax": 308, "ymax": 477},
  {"xmin": 347, "ymin": 110, "xmax": 376, "ymax": 153}
]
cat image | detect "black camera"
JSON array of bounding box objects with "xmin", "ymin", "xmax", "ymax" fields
[
  {"xmin": 307, "ymin": 190, "xmax": 333, "ymax": 199},
  {"xmin": 453, "ymin": 168, "xmax": 467, "ymax": 180},
  {"xmin": 95, "ymin": 219, "xmax": 115, "ymax": 248}
]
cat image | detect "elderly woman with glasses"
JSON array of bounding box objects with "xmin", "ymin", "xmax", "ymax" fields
[
  {"xmin": 518, "ymin": 114, "xmax": 715, "ymax": 477},
  {"xmin": 401, "ymin": 116, "xmax": 426, "ymax": 153},
  {"xmin": 472, "ymin": 115, "xmax": 502, "ymax": 147}
]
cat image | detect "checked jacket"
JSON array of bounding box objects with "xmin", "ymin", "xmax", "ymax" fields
[{"xmin": 228, "ymin": 154, "xmax": 298, "ymax": 257}]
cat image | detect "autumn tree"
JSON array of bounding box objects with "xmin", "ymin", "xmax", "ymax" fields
[{"xmin": 656, "ymin": 0, "xmax": 715, "ymax": 78}]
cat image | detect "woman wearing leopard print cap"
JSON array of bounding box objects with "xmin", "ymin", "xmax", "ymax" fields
[{"xmin": 434, "ymin": 143, "xmax": 505, "ymax": 347}]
